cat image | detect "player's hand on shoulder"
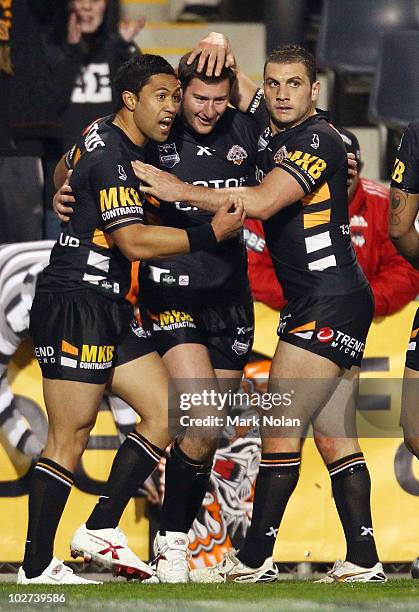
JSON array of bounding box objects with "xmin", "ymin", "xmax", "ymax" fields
[
  {"xmin": 187, "ymin": 31, "xmax": 236, "ymax": 77},
  {"xmin": 53, "ymin": 170, "xmax": 75, "ymax": 223},
  {"xmin": 211, "ymin": 195, "xmax": 246, "ymax": 242},
  {"xmin": 131, "ymin": 160, "xmax": 185, "ymax": 202}
]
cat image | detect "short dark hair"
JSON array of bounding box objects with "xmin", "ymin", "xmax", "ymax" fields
[
  {"xmin": 264, "ymin": 44, "xmax": 317, "ymax": 84},
  {"xmin": 113, "ymin": 54, "xmax": 177, "ymax": 111},
  {"xmin": 177, "ymin": 53, "xmax": 236, "ymax": 91}
]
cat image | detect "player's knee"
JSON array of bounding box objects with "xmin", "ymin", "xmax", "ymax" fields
[
  {"xmin": 179, "ymin": 436, "xmax": 217, "ymax": 463},
  {"xmin": 314, "ymin": 434, "xmax": 341, "ymax": 464},
  {"xmin": 49, "ymin": 419, "xmax": 94, "ymax": 457},
  {"xmin": 262, "ymin": 438, "xmax": 300, "ymax": 454},
  {"xmin": 73, "ymin": 423, "xmax": 95, "ymax": 457},
  {"xmin": 404, "ymin": 435, "xmax": 419, "ymax": 459}
]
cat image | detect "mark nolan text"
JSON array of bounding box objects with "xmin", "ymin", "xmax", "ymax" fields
[{"xmin": 178, "ymin": 415, "xmax": 301, "ymax": 427}]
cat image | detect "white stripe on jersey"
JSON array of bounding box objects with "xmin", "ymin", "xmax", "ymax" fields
[
  {"xmin": 305, "ymin": 231, "xmax": 332, "ymax": 254},
  {"xmin": 308, "ymin": 254, "xmax": 337, "ymax": 271}
]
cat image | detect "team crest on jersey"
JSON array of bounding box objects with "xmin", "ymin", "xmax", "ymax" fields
[
  {"xmin": 273, "ymin": 146, "xmax": 288, "ymax": 164},
  {"xmin": 227, "ymin": 145, "xmax": 248, "ymax": 166},
  {"xmin": 158, "ymin": 143, "xmax": 180, "ymax": 168}
]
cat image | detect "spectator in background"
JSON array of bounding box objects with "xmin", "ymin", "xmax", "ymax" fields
[
  {"xmin": 245, "ymin": 128, "xmax": 419, "ymax": 316},
  {"xmin": 41, "ymin": 0, "xmax": 143, "ymax": 238},
  {"xmin": 0, "ymin": 1, "xmax": 143, "ymax": 244},
  {"xmin": 0, "ymin": 0, "xmax": 67, "ymax": 244}
]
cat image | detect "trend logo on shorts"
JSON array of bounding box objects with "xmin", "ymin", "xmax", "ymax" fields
[
  {"xmin": 288, "ymin": 321, "xmax": 316, "ymax": 340},
  {"xmin": 317, "ymin": 327, "xmax": 334, "ymax": 343}
]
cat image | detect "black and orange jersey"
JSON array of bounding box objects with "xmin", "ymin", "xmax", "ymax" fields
[
  {"xmin": 249, "ymin": 97, "xmax": 367, "ymax": 299},
  {"xmin": 141, "ymin": 108, "xmax": 258, "ymax": 308},
  {"xmin": 391, "ymin": 120, "xmax": 419, "ymax": 193},
  {"xmin": 36, "ymin": 116, "xmax": 145, "ymax": 302}
]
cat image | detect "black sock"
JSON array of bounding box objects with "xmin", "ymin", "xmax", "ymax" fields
[
  {"xmin": 23, "ymin": 458, "xmax": 73, "ymax": 578},
  {"xmin": 159, "ymin": 442, "xmax": 212, "ymax": 535},
  {"xmin": 238, "ymin": 452, "xmax": 301, "ymax": 568},
  {"xmin": 328, "ymin": 452, "xmax": 379, "ymax": 568},
  {"xmin": 86, "ymin": 431, "xmax": 164, "ymax": 530}
]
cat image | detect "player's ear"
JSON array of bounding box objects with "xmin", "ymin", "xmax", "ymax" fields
[
  {"xmin": 122, "ymin": 90, "xmax": 138, "ymax": 112},
  {"xmin": 311, "ymin": 80, "xmax": 320, "ymax": 103}
]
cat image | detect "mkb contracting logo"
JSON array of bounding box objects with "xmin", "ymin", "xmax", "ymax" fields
[{"xmin": 60, "ymin": 340, "xmax": 114, "ymax": 370}]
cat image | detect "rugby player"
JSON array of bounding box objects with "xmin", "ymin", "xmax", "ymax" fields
[
  {"xmin": 18, "ymin": 53, "xmax": 244, "ymax": 585},
  {"xmin": 132, "ymin": 42, "xmax": 387, "ymax": 583},
  {"xmin": 389, "ymin": 121, "xmax": 419, "ymax": 458},
  {"xmin": 55, "ymin": 52, "xmax": 258, "ymax": 583}
]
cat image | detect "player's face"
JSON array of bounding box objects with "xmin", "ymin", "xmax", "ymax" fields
[
  {"xmin": 71, "ymin": 0, "xmax": 107, "ymax": 34},
  {"xmin": 135, "ymin": 74, "xmax": 181, "ymax": 143},
  {"xmin": 181, "ymin": 77, "xmax": 230, "ymax": 135},
  {"xmin": 264, "ymin": 61, "xmax": 320, "ymax": 133}
]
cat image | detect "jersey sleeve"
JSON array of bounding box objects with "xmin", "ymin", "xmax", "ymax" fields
[
  {"xmin": 64, "ymin": 144, "xmax": 81, "ymax": 170},
  {"xmin": 390, "ymin": 121, "xmax": 419, "ymax": 193},
  {"xmin": 64, "ymin": 119, "xmax": 105, "ymax": 169},
  {"xmin": 236, "ymin": 112, "xmax": 259, "ymax": 166},
  {"xmin": 88, "ymin": 156, "xmax": 146, "ymax": 234},
  {"xmin": 275, "ymin": 128, "xmax": 346, "ymax": 196},
  {"xmin": 246, "ymin": 89, "xmax": 270, "ymax": 132}
]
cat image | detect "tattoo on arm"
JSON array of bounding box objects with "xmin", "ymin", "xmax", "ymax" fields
[{"xmin": 390, "ymin": 190, "xmax": 407, "ymax": 226}]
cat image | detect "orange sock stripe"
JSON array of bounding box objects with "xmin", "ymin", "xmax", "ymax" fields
[
  {"xmin": 329, "ymin": 456, "xmax": 365, "ymax": 472},
  {"xmin": 36, "ymin": 462, "xmax": 74, "ymax": 485},
  {"xmin": 128, "ymin": 432, "xmax": 163, "ymax": 461}
]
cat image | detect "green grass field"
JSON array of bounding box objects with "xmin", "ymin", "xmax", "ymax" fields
[{"xmin": 1, "ymin": 580, "xmax": 419, "ymax": 612}]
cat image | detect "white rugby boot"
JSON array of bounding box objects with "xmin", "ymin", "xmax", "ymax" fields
[
  {"xmin": 189, "ymin": 550, "xmax": 278, "ymax": 583},
  {"xmin": 17, "ymin": 557, "xmax": 101, "ymax": 584},
  {"xmin": 315, "ymin": 559, "xmax": 387, "ymax": 583},
  {"xmin": 71, "ymin": 523, "xmax": 154, "ymax": 581},
  {"xmin": 152, "ymin": 531, "xmax": 189, "ymax": 583}
]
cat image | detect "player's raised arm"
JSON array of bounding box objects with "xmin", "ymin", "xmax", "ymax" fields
[{"xmin": 187, "ymin": 31, "xmax": 258, "ymax": 113}]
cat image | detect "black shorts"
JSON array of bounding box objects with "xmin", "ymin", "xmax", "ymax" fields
[
  {"xmin": 141, "ymin": 302, "xmax": 254, "ymax": 371},
  {"xmin": 277, "ymin": 287, "xmax": 374, "ymax": 369},
  {"xmin": 30, "ymin": 290, "xmax": 155, "ymax": 384},
  {"xmin": 406, "ymin": 307, "xmax": 419, "ymax": 371}
]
